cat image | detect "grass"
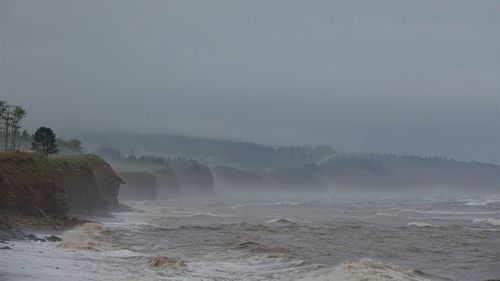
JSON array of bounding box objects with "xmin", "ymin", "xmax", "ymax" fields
[{"xmin": 0, "ymin": 152, "xmax": 108, "ymax": 178}]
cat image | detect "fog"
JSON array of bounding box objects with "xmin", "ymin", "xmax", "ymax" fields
[{"xmin": 1, "ymin": 0, "xmax": 499, "ymax": 163}]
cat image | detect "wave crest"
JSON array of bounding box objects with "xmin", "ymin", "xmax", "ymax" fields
[
  {"xmin": 295, "ymin": 259, "xmax": 430, "ymax": 281},
  {"xmin": 266, "ymin": 218, "xmax": 296, "ymax": 224},
  {"xmin": 473, "ymin": 218, "xmax": 500, "ymax": 226},
  {"xmin": 407, "ymin": 221, "xmax": 435, "ymax": 228},
  {"xmin": 59, "ymin": 223, "xmax": 122, "ymax": 250}
]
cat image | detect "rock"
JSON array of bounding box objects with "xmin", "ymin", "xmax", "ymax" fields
[
  {"xmin": 1, "ymin": 246, "xmax": 11, "ymax": 250},
  {"xmin": 25, "ymin": 234, "xmax": 43, "ymax": 241},
  {"xmin": 11, "ymin": 229, "xmax": 25, "ymax": 240},
  {"xmin": 0, "ymin": 224, "xmax": 9, "ymax": 232},
  {"xmin": 147, "ymin": 256, "xmax": 186, "ymax": 269},
  {"xmin": 0, "ymin": 231, "xmax": 10, "ymax": 241},
  {"xmin": 45, "ymin": 235, "xmax": 62, "ymax": 242}
]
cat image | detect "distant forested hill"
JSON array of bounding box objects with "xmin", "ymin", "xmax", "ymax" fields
[
  {"xmin": 82, "ymin": 132, "xmax": 336, "ymax": 170},
  {"xmin": 82, "ymin": 132, "xmax": 499, "ymax": 194}
]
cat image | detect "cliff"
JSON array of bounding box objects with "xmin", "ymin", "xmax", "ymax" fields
[
  {"xmin": 118, "ymin": 171, "xmax": 158, "ymax": 200},
  {"xmin": 154, "ymin": 167, "xmax": 181, "ymax": 198},
  {"xmin": 0, "ymin": 153, "xmax": 123, "ymax": 224},
  {"xmin": 262, "ymin": 164, "xmax": 327, "ymax": 191},
  {"xmin": 212, "ymin": 166, "xmax": 263, "ymax": 192},
  {"xmin": 172, "ymin": 162, "xmax": 214, "ymax": 195}
]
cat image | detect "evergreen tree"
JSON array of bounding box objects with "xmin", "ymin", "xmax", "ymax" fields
[{"xmin": 32, "ymin": 127, "xmax": 58, "ymax": 156}]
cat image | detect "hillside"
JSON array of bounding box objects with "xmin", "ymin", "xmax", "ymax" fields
[{"xmin": 83, "ymin": 132, "xmax": 499, "ymax": 194}]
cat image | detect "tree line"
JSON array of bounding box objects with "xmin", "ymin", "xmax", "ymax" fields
[
  {"xmin": 1, "ymin": 100, "xmax": 83, "ymax": 156},
  {"xmin": 0, "ymin": 101, "xmax": 27, "ymax": 151}
]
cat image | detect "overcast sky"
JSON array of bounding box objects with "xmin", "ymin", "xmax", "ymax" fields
[{"xmin": 1, "ymin": 0, "xmax": 499, "ymax": 163}]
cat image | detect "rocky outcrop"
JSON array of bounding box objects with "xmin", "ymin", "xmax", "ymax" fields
[
  {"xmin": 118, "ymin": 172, "xmax": 158, "ymax": 200},
  {"xmin": 212, "ymin": 166, "xmax": 262, "ymax": 192},
  {"xmin": 0, "ymin": 153, "xmax": 123, "ymax": 224},
  {"xmin": 172, "ymin": 162, "xmax": 214, "ymax": 195},
  {"xmin": 154, "ymin": 167, "xmax": 181, "ymax": 198}
]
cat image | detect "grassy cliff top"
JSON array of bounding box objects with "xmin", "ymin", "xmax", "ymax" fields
[{"xmin": 0, "ymin": 152, "xmax": 109, "ymax": 178}]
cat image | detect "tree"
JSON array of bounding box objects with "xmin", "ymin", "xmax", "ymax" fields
[
  {"xmin": 56, "ymin": 138, "xmax": 83, "ymax": 154},
  {"xmin": 10, "ymin": 106, "xmax": 27, "ymax": 151},
  {"xmin": 18, "ymin": 130, "xmax": 32, "ymax": 150},
  {"xmin": 0, "ymin": 101, "xmax": 7, "ymax": 150},
  {"xmin": 0, "ymin": 101, "xmax": 12, "ymax": 151},
  {"xmin": 32, "ymin": 127, "xmax": 58, "ymax": 156},
  {"xmin": 0, "ymin": 102, "xmax": 28, "ymax": 151}
]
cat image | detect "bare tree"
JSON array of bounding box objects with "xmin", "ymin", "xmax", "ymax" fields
[
  {"xmin": 0, "ymin": 101, "xmax": 12, "ymax": 151},
  {"xmin": 10, "ymin": 106, "xmax": 27, "ymax": 151},
  {"xmin": 0, "ymin": 101, "xmax": 7, "ymax": 149}
]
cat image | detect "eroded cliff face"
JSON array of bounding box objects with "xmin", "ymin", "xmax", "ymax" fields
[
  {"xmin": 115, "ymin": 163, "xmax": 212, "ymax": 199},
  {"xmin": 212, "ymin": 166, "xmax": 263, "ymax": 192},
  {"xmin": 118, "ymin": 171, "xmax": 158, "ymax": 200},
  {"xmin": 0, "ymin": 153, "xmax": 123, "ymax": 221},
  {"xmin": 172, "ymin": 163, "xmax": 214, "ymax": 195},
  {"xmin": 154, "ymin": 167, "xmax": 181, "ymax": 198}
]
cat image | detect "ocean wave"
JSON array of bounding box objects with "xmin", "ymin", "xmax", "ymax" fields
[
  {"xmin": 229, "ymin": 204, "xmax": 246, "ymax": 209},
  {"xmin": 407, "ymin": 221, "xmax": 436, "ymax": 228},
  {"xmin": 457, "ymin": 197, "xmax": 500, "ymax": 206},
  {"xmin": 147, "ymin": 256, "xmax": 186, "ymax": 269},
  {"xmin": 160, "ymin": 211, "xmax": 232, "ymax": 218},
  {"xmin": 294, "ymin": 259, "xmax": 430, "ymax": 281},
  {"xmin": 58, "ymin": 223, "xmax": 124, "ymax": 251},
  {"xmin": 234, "ymin": 240, "xmax": 289, "ymax": 253},
  {"xmin": 184, "ymin": 211, "xmax": 231, "ymax": 218},
  {"xmin": 375, "ymin": 212, "xmax": 465, "ymax": 221},
  {"xmin": 258, "ymin": 201, "xmax": 301, "ymax": 206},
  {"xmin": 266, "ymin": 218, "xmax": 296, "ymax": 224},
  {"xmin": 473, "ymin": 218, "xmax": 500, "ymax": 226},
  {"xmin": 398, "ymin": 208, "xmax": 499, "ymax": 215}
]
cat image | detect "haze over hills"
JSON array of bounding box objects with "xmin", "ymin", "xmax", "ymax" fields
[{"xmin": 82, "ymin": 131, "xmax": 500, "ymax": 196}]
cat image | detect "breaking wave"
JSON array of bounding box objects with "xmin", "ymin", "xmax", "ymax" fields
[
  {"xmin": 58, "ymin": 223, "xmax": 124, "ymax": 250},
  {"xmin": 398, "ymin": 208, "xmax": 500, "ymax": 215},
  {"xmin": 473, "ymin": 218, "xmax": 500, "ymax": 226},
  {"xmin": 407, "ymin": 221, "xmax": 436, "ymax": 228},
  {"xmin": 234, "ymin": 240, "xmax": 289, "ymax": 253},
  {"xmin": 295, "ymin": 259, "xmax": 430, "ymax": 281},
  {"xmin": 266, "ymin": 218, "xmax": 296, "ymax": 224},
  {"xmin": 459, "ymin": 198, "xmax": 500, "ymax": 206}
]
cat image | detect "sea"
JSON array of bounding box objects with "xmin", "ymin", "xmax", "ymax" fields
[{"xmin": 2, "ymin": 195, "xmax": 500, "ymax": 281}]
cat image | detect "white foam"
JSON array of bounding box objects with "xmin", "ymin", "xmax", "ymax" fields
[
  {"xmin": 266, "ymin": 218, "xmax": 296, "ymax": 224},
  {"xmin": 1, "ymin": 240, "xmax": 136, "ymax": 281},
  {"xmin": 398, "ymin": 208, "xmax": 499, "ymax": 215},
  {"xmin": 473, "ymin": 218, "xmax": 500, "ymax": 226},
  {"xmin": 457, "ymin": 197, "xmax": 500, "ymax": 206},
  {"xmin": 58, "ymin": 222, "xmax": 122, "ymax": 250},
  {"xmin": 294, "ymin": 259, "xmax": 430, "ymax": 281},
  {"xmin": 407, "ymin": 221, "xmax": 435, "ymax": 227},
  {"xmin": 274, "ymin": 201, "xmax": 300, "ymax": 206}
]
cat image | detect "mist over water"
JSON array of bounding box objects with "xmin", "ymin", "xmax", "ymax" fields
[
  {"xmin": 1, "ymin": 1, "xmax": 499, "ymax": 280},
  {"xmin": 5, "ymin": 195, "xmax": 500, "ymax": 281}
]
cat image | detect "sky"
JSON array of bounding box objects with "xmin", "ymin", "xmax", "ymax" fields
[{"xmin": 1, "ymin": 0, "xmax": 499, "ymax": 163}]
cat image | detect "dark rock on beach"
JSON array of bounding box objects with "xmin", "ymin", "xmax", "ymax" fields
[{"xmin": 45, "ymin": 235, "xmax": 62, "ymax": 242}]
